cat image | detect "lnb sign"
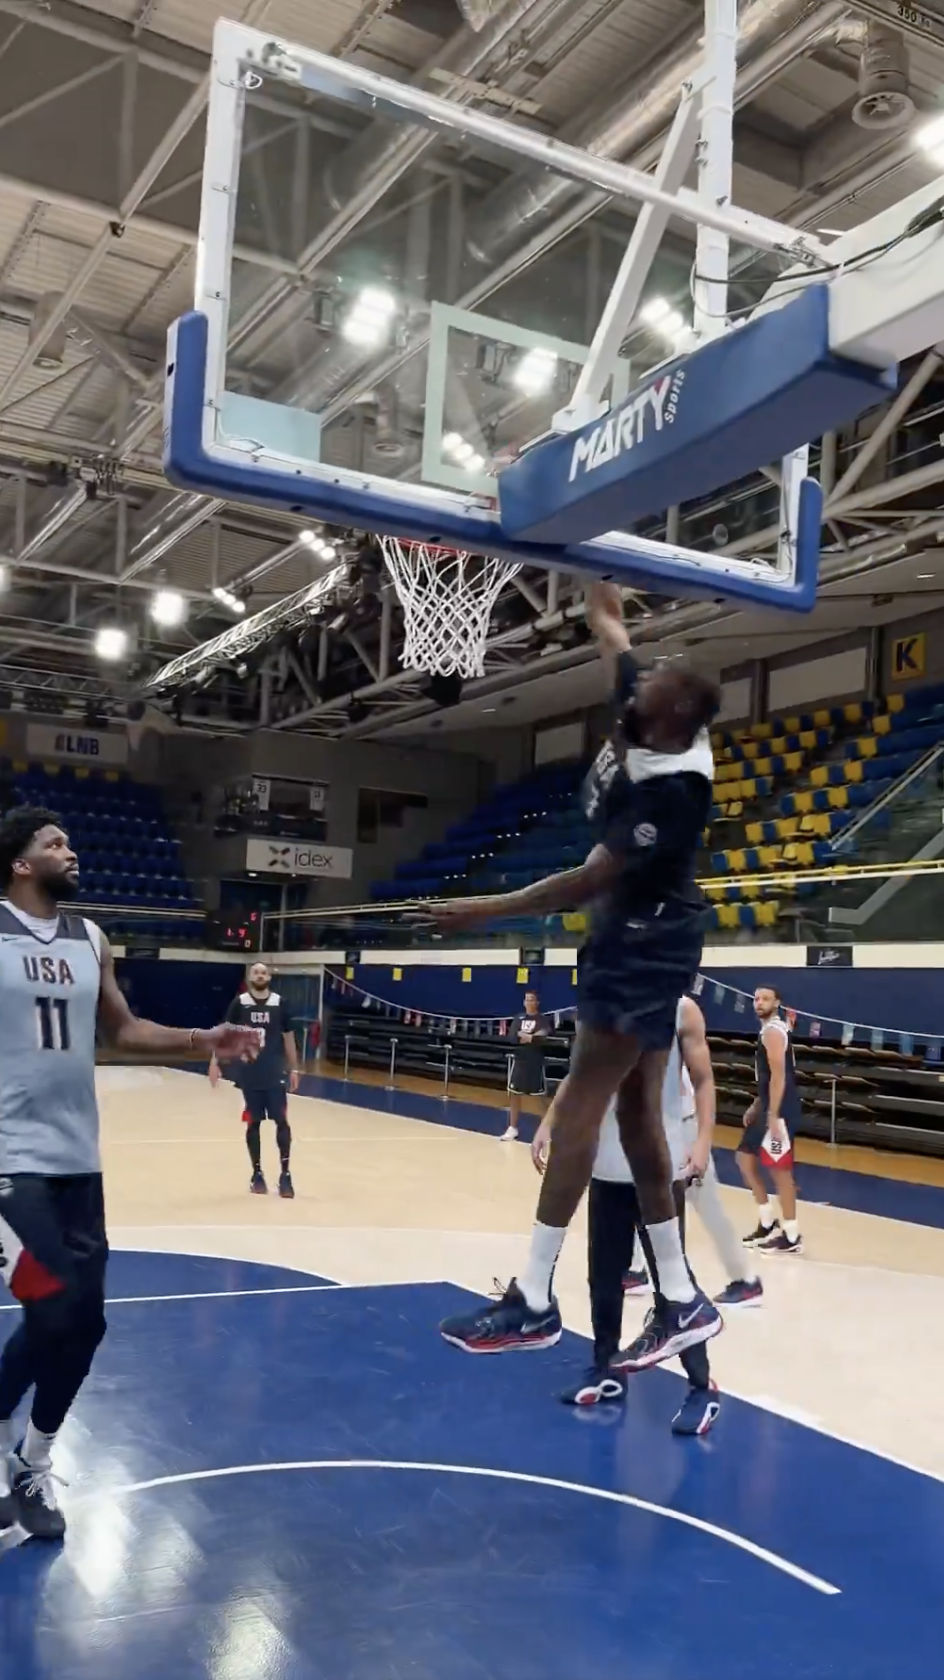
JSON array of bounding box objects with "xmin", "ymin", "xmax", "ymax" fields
[{"xmin": 892, "ymin": 632, "xmax": 925, "ymax": 680}]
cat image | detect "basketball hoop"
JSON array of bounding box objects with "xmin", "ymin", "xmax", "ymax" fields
[{"xmin": 380, "ymin": 536, "xmax": 519, "ymax": 680}]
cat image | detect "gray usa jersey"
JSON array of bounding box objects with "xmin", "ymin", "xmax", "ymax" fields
[{"xmin": 0, "ymin": 903, "xmax": 103, "ymax": 1175}]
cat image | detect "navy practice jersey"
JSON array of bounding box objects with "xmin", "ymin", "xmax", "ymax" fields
[
  {"xmin": 581, "ymin": 651, "xmax": 712, "ymax": 940},
  {"xmin": 226, "ymin": 988, "xmax": 294, "ymax": 1089},
  {"xmin": 509, "ymin": 1012, "xmax": 552, "ymax": 1073},
  {"xmin": 756, "ymin": 1018, "xmax": 803, "ymax": 1123}
]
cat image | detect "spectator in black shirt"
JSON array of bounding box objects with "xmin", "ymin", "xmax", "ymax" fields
[
  {"xmin": 436, "ymin": 582, "xmax": 723, "ymax": 1372},
  {"xmin": 502, "ymin": 991, "xmax": 552, "ymax": 1142},
  {"xmin": 209, "ymin": 961, "xmax": 299, "ymax": 1199}
]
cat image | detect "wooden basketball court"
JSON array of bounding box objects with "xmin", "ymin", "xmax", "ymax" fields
[{"xmin": 100, "ymin": 1063, "xmax": 944, "ymax": 1479}]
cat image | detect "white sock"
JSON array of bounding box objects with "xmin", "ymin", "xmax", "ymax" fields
[
  {"xmin": 22, "ymin": 1420, "xmax": 57, "ymax": 1468},
  {"xmin": 646, "ymin": 1219, "xmax": 696, "ymax": 1304},
  {"xmin": 759, "ymin": 1201, "xmax": 777, "ymax": 1229},
  {"xmin": 518, "ymin": 1223, "xmax": 566, "ymax": 1311},
  {"xmin": 784, "ymin": 1219, "xmax": 800, "ymax": 1243}
]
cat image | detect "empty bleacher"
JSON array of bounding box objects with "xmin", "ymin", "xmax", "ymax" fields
[
  {"xmin": 1, "ymin": 759, "xmax": 201, "ymax": 944},
  {"xmin": 371, "ymin": 680, "xmax": 944, "ymax": 940}
]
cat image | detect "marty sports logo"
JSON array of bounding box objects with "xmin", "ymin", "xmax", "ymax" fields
[{"xmin": 568, "ymin": 368, "xmax": 687, "ymax": 481}]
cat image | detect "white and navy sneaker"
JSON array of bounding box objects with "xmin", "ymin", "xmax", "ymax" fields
[
  {"xmin": 758, "ymin": 1230, "xmax": 802, "ymax": 1256},
  {"xmin": 672, "ymin": 1380, "xmax": 721, "ymax": 1437},
  {"xmin": 559, "ymin": 1365, "xmax": 628, "ymax": 1407},
  {"xmin": 11, "ymin": 1448, "xmax": 66, "ymax": 1540},
  {"xmin": 500, "ymin": 1127, "xmax": 518, "ymax": 1142},
  {"xmin": 610, "ymin": 1293, "xmax": 723, "ymax": 1374},
  {"xmin": 714, "ymin": 1277, "xmax": 764, "ymax": 1308},
  {"xmin": 743, "ymin": 1219, "xmax": 779, "ymax": 1247},
  {"xmin": 250, "ymin": 1169, "xmax": 267, "ymax": 1195},
  {"xmin": 440, "ymin": 1280, "xmax": 562, "ymax": 1354}
]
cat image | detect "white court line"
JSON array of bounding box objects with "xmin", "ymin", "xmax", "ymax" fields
[
  {"xmin": 0, "ymin": 1280, "xmax": 425, "ymax": 1311},
  {"xmin": 89, "ymin": 1458, "xmax": 839, "ymax": 1596},
  {"xmin": 104, "ymin": 1136, "xmax": 463, "ymax": 1145}
]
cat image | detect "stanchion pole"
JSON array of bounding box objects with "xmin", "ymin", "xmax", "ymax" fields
[
  {"xmin": 343, "ymin": 1034, "xmax": 351, "ymax": 1081},
  {"xmin": 387, "ymin": 1038, "xmax": 399, "ymax": 1091},
  {"xmin": 442, "ymin": 1042, "xmax": 451, "ymax": 1100}
]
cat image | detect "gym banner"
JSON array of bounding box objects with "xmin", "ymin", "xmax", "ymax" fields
[
  {"xmin": 245, "ymin": 837, "xmax": 352, "ymax": 878},
  {"xmin": 25, "ymin": 723, "xmax": 129, "ymax": 766}
]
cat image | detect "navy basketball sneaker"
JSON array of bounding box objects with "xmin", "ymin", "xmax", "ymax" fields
[
  {"xmin": 714, "ymin": 1277, "xmax": 764, "ymax": 1308},
  {"xmin": 610, "ymin": 1292, "xmax": 722, "ymax": 1373},
  {"xmin": 559, "ymin": 1365, "xmax": 628, "ymax": 1406},
  {"xmin": 440, "ymin": 1280, "xmax": 562, "ymax": 1354},
  {"xmin": 671, "ymin": 1380, "xmax": 721, "ymax": 1436}
]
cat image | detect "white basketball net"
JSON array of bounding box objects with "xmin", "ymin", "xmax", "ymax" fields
[{"xmin": 380, "ymin": 536, "xmax": 520, "ymax": 679}]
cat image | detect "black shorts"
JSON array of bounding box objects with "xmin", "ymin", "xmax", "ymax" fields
[
  {"xmin": 577, "ymin": 915, "xmax": 704, "ymax": 1048},
  {"xmin": 241, "ymin": 1086, "xmax": 288, "ymax": 1124},
  {"xmin": 508, "ymin": 1054, "xmax": 546, "ymax": 1097},
  {"xmin": 0, "ymin": 1173, "xmax": 108, "ymax": 1305}
]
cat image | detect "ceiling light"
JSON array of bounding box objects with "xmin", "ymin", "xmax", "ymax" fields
[
  {"xmin": 212, "ymin": 585, "xmax": 247, "ymax": 616},
  {"xmin": 917, "ymin": 572, "xmax": 935, "ymax": 579},
  {"xmin": 453, "ymin": 439, "xmax": 474, "ymax": 462},
  {"xmin": 443, "ymin": 431, "xmax": 463, "ymax": 452},
  {"xmin": 467, "ymin": 452, "xmax": 486, "ymax": 473},
  {"xmin": 299, "ymin": 529, "xmax": 318, "ymax": 546},
  {"xmin": 641, "ymin": 296, "xmax": 671, "ymax": 326},
  {"xmin": 342, "ymin": 285, "xmax": 397, "ymax": 348},
  {"xmin": 513, "ymin": 345, "xmax": 558, "ymax": 396},
  {"xmin": 0, "ymin": 563, "xmax": 7, "ymax": 592},
  {"xmin": 917, "ymin": 114, "xmax": 944, "ymax": 163},
  {"xmin": 150, "ymin": 588, "xmax": 187, "ymax": 628},
  {"xmin": 95, "ymin": 626, "xmax": 128, "ymax": 662},
  {"xmin": 320, "ymin": 543, "xmax": 337, "ymax": 561}
]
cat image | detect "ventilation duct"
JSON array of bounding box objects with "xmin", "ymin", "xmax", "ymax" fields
[
  {"xmin": 466, "ymin": 0, "xmax": 848, "ymax": 268},
  {"xmin": 851, "ymin": 22, "xmax": 914, "ymax": 130}
]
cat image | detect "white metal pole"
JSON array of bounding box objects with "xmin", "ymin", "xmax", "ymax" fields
[{"xmin": 692, "ymin": 0, "xmax": 737, "ymax": 343}]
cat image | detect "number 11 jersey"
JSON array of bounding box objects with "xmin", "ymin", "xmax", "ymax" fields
[{"xmin": 0, "ymin": 902, "xmax": 103, "ymax": 1176}]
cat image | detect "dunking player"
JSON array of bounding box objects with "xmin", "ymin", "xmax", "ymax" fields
[
  {"xmin": 547, "ymin": 995, "xmax": 721, "ymax": 1432},
  {"xmin": 502, "ymin": 989, "xmax": 551, "ymax": 1142},
  {"xmin": 436, "ymin": 582, "xmax": 723, "ymax": 1371},
  {"xmin": 0, "ymin": 807, "xmax": 258, "ymax": 1540},
  {"xmin": 738, "ymin": 984, "xmax": 803, "ymax": 1254},
  {"xmin": 209, "ymin": 961, "xmax": 299, "ymax": 1198}
]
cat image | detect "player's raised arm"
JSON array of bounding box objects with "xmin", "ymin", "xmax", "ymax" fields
[{"xmin": 96, "ymin": 935, "xmax": 259, "ymax": 1062}]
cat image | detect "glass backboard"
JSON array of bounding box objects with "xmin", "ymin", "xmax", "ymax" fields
[{"xmin": 164, "ymin": 20, "xmax": 837, "ymax": 610}]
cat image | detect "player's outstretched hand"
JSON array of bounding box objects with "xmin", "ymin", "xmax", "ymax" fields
[
  {"xmin": 429, "ymin": 896, "xmax": 502, "ymax": 934},
  {"xmin": 198, "ymin": 1024, "xmax": 262, "ymax": 1062}
]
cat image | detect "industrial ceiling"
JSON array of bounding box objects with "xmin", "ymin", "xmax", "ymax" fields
[{"xmin": 2, "ymin": 0, "xmax": 944, "ymax": 740}]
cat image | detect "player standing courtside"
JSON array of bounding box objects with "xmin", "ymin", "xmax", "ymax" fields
[
  {"xmin": 436, "ymin": 582, "xmax": 723, "ymax": 1370},
  {"xmin": 0, "ymin": 807, "xmax": 258, "ymax": 1540},
  {"xmin": 502, "ymin": 989, "xmax": 551, "ymax": 1142},
  {"xmin": 209, "ymin": 961, "xmax": 299, "ymax": 1198},
  {"xmin": 545, "ymin": 996, "xmax": 721, "ymax": 1432},
  {"xmin": 737, "ymin": 985, "xmax": 802, "ymax": 1254}
]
